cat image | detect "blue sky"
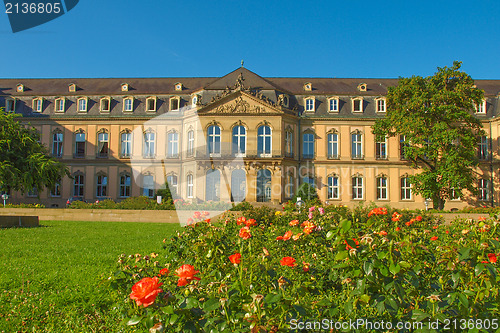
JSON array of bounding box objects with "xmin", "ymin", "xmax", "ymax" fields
[{"xmin": 1, "ymin": 0, "xmax": 499, "ymax": 79}]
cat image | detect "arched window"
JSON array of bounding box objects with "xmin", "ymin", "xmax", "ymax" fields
[
  {"xmin": 232, "ymin": 126, "xmax": 246, "ymax": 157},
  {"xmin": 231, "ymin": 169, "xmax": 246, "ymax": 202},
  {"xmin": 257, "ymin": 125, "xmax": 272, "ymax": 157},
  {"xmin": 207, "ymin": 125, "xmax": 221, "ymax": 156},
  {"xmin": 257, "ymin": 169, "xmax": 272, "ymax": 202}
]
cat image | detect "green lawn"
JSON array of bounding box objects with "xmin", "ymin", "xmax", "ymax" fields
[{"xmin": 0, "ymin": 220, "xmax": 181, "ymax": 332}]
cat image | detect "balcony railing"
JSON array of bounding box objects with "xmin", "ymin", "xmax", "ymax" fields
[
  {"xmin": 327, "ymin": 154, "xmax": 340, "ymax": 160},
  {"xmin": 351, "ymin": 154, "xmax": 364, "ymax": 160}
]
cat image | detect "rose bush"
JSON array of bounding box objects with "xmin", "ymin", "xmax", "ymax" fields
[{"xmin": 108, "ymin": 205, "xmax": 500, "ymax": 332}]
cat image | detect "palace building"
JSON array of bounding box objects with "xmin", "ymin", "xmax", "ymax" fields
[{"xmin": 1, "ymin": 67, "xmax": 498, "ymax": 209}]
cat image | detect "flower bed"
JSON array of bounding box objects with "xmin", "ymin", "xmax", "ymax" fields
[{"xmin": 108, "ymin": 205, "xmax": 500, "ymax": 332}]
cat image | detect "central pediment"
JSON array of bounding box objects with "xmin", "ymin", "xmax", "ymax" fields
[{"xmin": 198, "ymin": 90, "xmax": 285, "ymax": 115}]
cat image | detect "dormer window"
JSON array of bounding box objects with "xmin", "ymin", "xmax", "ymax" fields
[
  {"xmin": 174, "ymin": 82, "xmax": 183, "ymax": 91},
  {"xmin": 475, "ymin": 99, "xmax": 486, "ymax": 114},
  {"xmin": 304, "ymin": 82, "xmax": 312, "ymax": 91},
  {"xmin": 357, "ymin": 83, "xmax": 367, "ymax": 92},
  {"xmin": 16, "ymin": 84, "xmax": 24, "ymax": 92},
  {"xmin": 32, "ymin": 98, "xmax": 43, "ymax": 112},
  {"xmin": 123, "ymin": 97, "xmax": 134, "ymax": 112},
  {"xmin": 121, "ymin": 83, "xmax": 129, "ymax": 92},
  {"xmin": 375, "ymin": 97, "xmax": 386, "ymax": 113},
  {"xmin": 352, "ymin": 98, "xmax": 363, "ymax": 113},
  {"xmin": 278, "ymin": 94, "xmax": 289, "ymax": 107},
  {"xmin": 192, "ymin": 95, "xmax": 199, "ymax": 107},
  {"xmin": 55, "ymin": 98, "xmax": 65, "ymax": 113},
  {"xmin": 77, "ymin": 97, "xmax": 88, "ymax": 113},
  {"xmin": 146, "ymin": 97, "xmax": 157, "ymax": 112},
  {"xmin": 68, "ymin": 83, "xmax": 76, "ymax": 92},
  {"xmin": 100, "ymin": 97, "xmax": 111, "ymax": 113},
  {"xmin": 5, "ymin": 98, "xmax": 16, "ymax": 113},
  {"xmin": 328, "ymin": 97, "xmax": 339, "ymax": 113},
  {"xmin": 170, "ymin": 97, "xmax": 180, "ymax": 111},
  {"xmin": 304, "ymin": 97, "xmax": 315, "ymax": 112}
]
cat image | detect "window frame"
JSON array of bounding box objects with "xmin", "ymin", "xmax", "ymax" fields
[
  {"xmin": 232, "ymin": 125, "xmax": 247, "ymax": 157},
  {"xmin": 327, "ymin": 175, "xmax": 340, "ymax": 200},
  {"xmin": 52, "ymin": 130, "xmax": 64, "ymax": 158},
  {"xmin": 187, "ymin": 130, "xmax": 195, "ymax": 157},
  {"xmin": 400, "ymin": 177, "xmax": 412, "ymax": 200},
  {"xmin": 376, "ymin": 176, "xmax": 388, "ymax": 200},
  {"xmin": 54, "ymin": 97, "xmax": 65, "ymax": 113},
  {"xmin": 96, "ymin": 173, "xmax": 108, "ymax": 198},
  {"xmin": 475, "ymin": 99, "xmax": 486, "ymax": 114},
  {"xmin": 207, "ymin": 125, "xmax": 221, "ymax": 156},
  {"xmin": 74, "ymin": 131, "xmax": 86, "ymax": 158},
  {"xmin": 143, "ymin": 131, "xmax": 156, "ymax": 158},
  {"xmin": 304, "ymin": 97, "xmax": 315, "ymax": 112},
  {"xmin": 327, "ymin": 131, "xmax": 339, "ymax": 159},
  {"xmin": 375, "ymin": 97, "xmax": 386, "ymax": 113},
  {"xmin": 146, "ymin": 97, "xmax": 157, "ymax": 112},
  {"xmin": 77, "ymin": 97, "xmax": 88, "ymax": 113},
  {"xmin": 167, "ymin": 131, "xmax": 179, "ymax": 158},
  {"xmin": 50, "ymin": 182, "xmax": 61, "ymax": 197},
  {"xmin": 170, "ymin": 97, "xmax": 180, "ymax": 111},
  {"xmin": 32, "ymin": 98, "xmax": 43, "ymax": 113},
  {"xmin": 5, "ymin": 98, "xmax": 16, "ymax": 113},
  {"xmin": 302, "ymin": 132, "xmax": 315, "ymax": 159},
  {"xmin": 351, "ymin": 131, "xmax": 363, "ymax": 159},
  {"xmin": 119, "ymin": 173, "xmax": 131, "ymax": 198},
  {"xmin": 97, "ymin": 130, "xmax": 109, "ymax": 158},
  {"xmin": 142, "ymin": 175, "xmax": 155, "ymax": 198},
  {"xmin": 100, "ymin": 97, "xmax": 111, "ymax": 113},
  {"xmin": 123, "ymin": 97, "xmax": 134, "ymax": 112},
  {"xmin": 73, "ymin": 174, "xmax": 85, "ymax": 197},
  {"xmin": 257, "ymin": 125, "xmax": 272, "ymax": 157},
  {"xmin": 352, "ymin": 176, "xmax": 364, "ymax": 200},
  {"xmin": 352, "ymin": 98, "xmax": 363, "ymax": 113},
  {"xmin": 120, "ymin": 130, "xmax": 132, "ymax": 158},
  {"xmin": 328, "ymin": 97, "xmax": 339, "ymax": 113},
  {"xmin": 375, "ymin": 135, "xmax": 388, "ymax": 159},
  {"xmin": 187, "ymin": 174, "xmax": 194, "ymax": 198},
  {"xmin": 478, "ymin": 179, "xmax": 490, "ymax": 201},
  {"xmin": 478, "ymin": 136, "xmax": 489, "ymax": 160}
]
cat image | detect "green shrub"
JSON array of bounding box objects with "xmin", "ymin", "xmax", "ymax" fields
[
  {"xmin": 291, "ymin": 182, "xmax": 318, "ymax": 202},
  {"xmin": 229, "ymin": 201, "xmax": 253, "ymax": 211},
  {"xmin": 2, "ymin": 203, "xmax": 45, "ymax": 208}
]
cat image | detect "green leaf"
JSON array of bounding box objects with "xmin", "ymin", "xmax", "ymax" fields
[
  {"xmin": 326, "ymin": 230, "xmax": 335, "ymax": 240},
  {"xmin": 335, "ymin": 251, "xmax": 348, "ymax": 261},
  {"xmin": 340, "ymin": 219, "xmax": 351, "ymax": 233},
  {"xmin": 344, "ymin": 300, "xmax": 353, "ymax": 314},
  {"xmin": 169, "ymin": 314, "xmax": 178, "ymax": 325},
  {"xmin": 185, "ymin": 297, "xmax": 199, "ymax": 309},
  {"xmin": 264, "ymin": 293, "xmax": 281, "ymax": 304},
  {"xmin": 458, "ymin": 293, "xmax": 469, "ymax": 308},
  {"xmin": 411, "ymin": 310, "xmax": 430, "ymax": 322},
  {"xmin": 389, "ymin": 263, "xmax": 401, "ymax": 275},
  {"xmin": 363, "ymin": 261, "xmax": 373, "ymax": 276},
  {"xmin": 379, "ymin": 265, "xmax": 389, "ymax": 277},
  {"xmin": 161, "ymin": 305, "xmax": 174, "ymax": 314},
  {"xmin": 475, "ymin": 263, "xmax": 485, "ymax": 276},
  {"xmin": 293, "ymin": 305, "xmax": 307, "ymax": 316},
  {"xmin": 203, "ymin": 298, "xmax": 221, "ymax": 312},
  {"xmin": 458, "ymin": 248, "xmax": 471, "ymax": 261},
  {"xmin": 127, "ymin": 315, "xmax": 142, "ymax": 326},
  {"xmin": 451, "ymin": 272, "xmax": 460, "ymax": 284}
]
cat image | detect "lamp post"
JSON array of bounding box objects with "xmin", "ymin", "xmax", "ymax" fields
[
  {"xmin": 2, "ymin": 194, "xmax": 9, "ymax": 207},
  {"xmin": 424, "ymin": 198, "xmax": 429, "ymax": 211},
  {"xmin": 296, "ymin": 197, "xmax": 304, "ymax": 213}
]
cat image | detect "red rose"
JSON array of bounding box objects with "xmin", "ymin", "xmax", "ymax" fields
[
  {"xmin": 430, "ymin": 236, "xmax": 438, "ymax": 241},
  {"xmin": 488, "ymin": 253, "xmax": 497, "ymax": 263},
  {"xmin": 416, "ymin": 215, "xmax": 422, "ymax": 221},
  {"xmin": 159, "ymin": 268, "xmax": 169, "ymax": 276},
  {"xmin": 245, "ymin": 218, "xmax": 257, "ymax": 227},
  {"xmin": 175, "ymin": 264, "xmax": 201, "ymax": 286},
  {"xmin": 280, "ymin": 257, "xmax": 296, "ymax": 267},
  {"xmin": 276, "ymin": 230, "xmax": 293, "ymax": 241},
  {"xmin": 236, "ymin": 216, "xmax": 246, "ymax": 225},
  {"xmin": 229, "ymin": 253, "xmax": 241, "ymax": 264},
  {"xmin": 239, "ymin": 226, "xmax": 251, "ymax": 239},
  {"xmin": 130, "ymin": 277, "xmax": 163, "ymax": 307},
  {"xmin": 378, "ymin": 231, "xmax": 388, "ymax": 236}
]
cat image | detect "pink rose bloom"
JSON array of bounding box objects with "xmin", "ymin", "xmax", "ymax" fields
[
  {"xmin": 308, "ymin": 212, "xmax": 313, "ymax": 220},
  {"xmin": 318, "ymin": 207, "xmax": 325, "ymax": 215},
  {"xmin": 308, "ymin": 206, "xmax": 316, "ymax": 212}
]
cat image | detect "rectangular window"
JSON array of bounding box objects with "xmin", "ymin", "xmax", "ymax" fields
[
  {"xmin": 50, "ymin": 183, "xmax": 61, "ymax": 197},
  {"xmin": 75, "ymin": 133, "xmax": 86, "ymax": 158},
  {"xmin": 73, "ymin": 174, "xmax": 85, "ymax": 197},
  {"xmin": 52, "ymin": 132, "xmax": 63, "ymax": 157},
  {"xmin": 55, "ymin": 99, "xmax": 65, "ymax": 112},
  {"xmin": 376, "ymin": 99, "xmax": 386, "ymax": 112},
  {"xmin": 119, "ymin": 174, "xmax": 131, "ymax": 198},
  {"xmin": 6, "ymin": 99, "xmax": 15, "ymax": 113},
  {"xmin": 329, "ymin": 98, "xmax": 339, "ymax": 112},
  {"xmin": 305, "ymin": 98, "xmax": 314, "ymax": 112},
  {"xmin": 376, "ymin": 177, "xmax": 388, "ymax": 200},
  {"xmin": 376, "ymin": 135, "xmax": 387, "ymax": 159},
  {"xmin": 187, "ymin": 174, "xmax": 193, "ymax": 198},
  {"xmin": 476, "ymin": 100, "xmax": 486, "ymax": 114},
  {"xmin": 123, "ymin": 98, "xmax": 133, "ymax": 112},
  {"xmin": 143, "ymin": 132, "xmax": 155, "ymax": 158},
  {"xmin": 303, "ymin": 133, "xmax": 314, "ymax": 159},
  {"xmin": 400, "ymin": 135, "xmax": 408, "ymax": 160},
  {"xmin": 478, "ymin": 179, "xmax": 489, "ymax": 201},
  {"xmin": 351, "ymin": 132, "xmax": 363, "ymax": 159},
  {"xmin": 286, "ymin": 174, "xmax": 294, "ymax": 198},
  {"xmin": 170, "ymin": 98, "xmax": 180, "ymax": 111},
  {"xmin": 478, "ymin": 136, "xmax": 489, "ymax": 160},
  {"xmin": 143, "ymin": 175, "xmax": 155, "ymax": 198},
  {"xmin": 401, "ymin": 177, "xmax": 412, "ymax": 200},
  {"xmin": 78, "ymin": 98, "xmax": 87, "ymax": 112},
  {"xmin": 327, "ymin": 133, "xmax": 339, "ymax": 159},
  {"xmin": 97, "ymin": 132, "xmax": 109, "ymax": 158},
  {"xmin": 187, "ymin": 130, "xmax": 195, "ymax": 156},
  {"xmin": 146, "ymin": 98, "xmax": 156, "ymax": 112},
  {"xmin": 33, "ymin": 99, "xmax": 42, "ymax": 112},
  {"xmin": 328, "ymin": 176, "xmax": 339, "ymax": 199},
  {"xmin": 100, "ymin": 98, "xmax": 110, "ymax": 112},
  {"xmin": 167, "ymin": 175, "xmax": 178, "ymax": 195},
  {"xmin": 353, "ymin": 99, "xmax": 362, "ymax": 112},
  {"xmin": 352, "ymin": 177, "xmax": 363, "ymax": 199},
  {"xmin": 120, "ymin": 132, "xmax": 132, "ymax": 158},
  {"xmin": 167, "ymin": 132, "xmax": 179, "ymax": 158},
  {"xmin": 96, "ymin": 175, "xmax": 108, "ymax": 197}
]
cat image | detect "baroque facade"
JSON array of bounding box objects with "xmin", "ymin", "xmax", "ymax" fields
[{"xmin": 1, "ymin": 68, "xmax": 498, "ymax": 209}]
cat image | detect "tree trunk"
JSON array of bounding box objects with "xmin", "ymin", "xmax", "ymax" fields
[{"xmin": 432, "ymin": 196, "xmax": 445, "ymax": 210}]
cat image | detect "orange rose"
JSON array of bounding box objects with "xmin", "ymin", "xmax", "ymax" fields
[
  {"xmin": 175, "ymin": 264, "xmax": 201, "ymax": 286},
  {"xmin": 277, "ymin": 230, "xmax": 293, "ymax": 241},
  {"xmin": 159, "ymin": 268, "xmax": 169, "ymax": 276},
  {"xmin": 239, "ymin": 226, "xmax": 251, "ymax": 239},
  {"xmin": 130, "ymin": 277, "xmax": 163, "ymax": 307},
  {"xmin": 292, "ymin": 233, "xmax": 303, "ymax": 241},
  {"xmin": 236, "ymin": 216, "xmax": 246, "ymax": 225},
  {"xmin": 245, "ymin": 218, "xmax": 257, "ymax": 227},
  {"xmin": 378, "ymin": 231, "xmax": 387, "ymax": 236},
  {"xmin": 416, "ymin": 215, "xmax": 423, "ymax": 221},
  {"xmin": 430, "ymin": 236, "xmax": 438, "ymax": 241},
  {"xmin": 289, "ymin": 219, "xmax": 299, "ymax": 227},
  {"xmin": 280, "ymin": 257, "xmax": 296, "ymax": 267},
  {"xmin": 368, "ymin": 207, "xmax": 388, "ymax": 217},
  {"xmin": 488, "ymin": 253, "xmax": 497, "ymax": 263},
  {"xmin": 229, "ymin": 253, "xmax": 241, "ymax": 264}
]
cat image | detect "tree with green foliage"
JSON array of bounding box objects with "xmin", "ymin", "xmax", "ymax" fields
[
  {"xmin": 372, "ymin": 61, "xmax": 485, "ymax": 210},
  {"xmin": 0, "ymin": 108, "xmax": 70, "ymax": 195},
  {"xmin": 292, "ymin": 182, "xmax": 318, "ymax": 202}
]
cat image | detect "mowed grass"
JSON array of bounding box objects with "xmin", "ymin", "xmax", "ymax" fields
[{"xmin": 0, "ymin": 220, "xmax": 181, "ymax": 332}]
